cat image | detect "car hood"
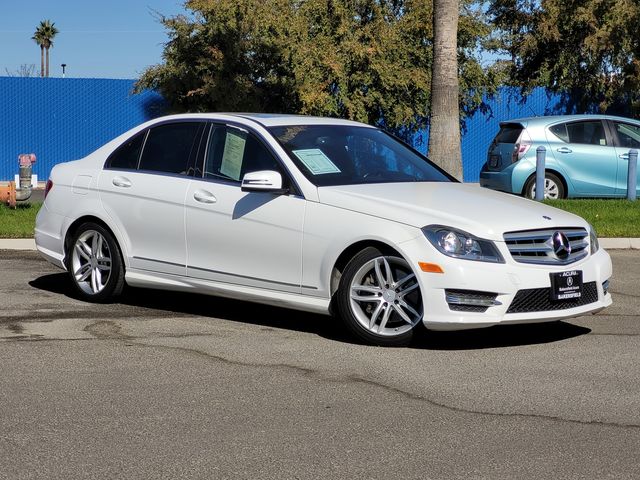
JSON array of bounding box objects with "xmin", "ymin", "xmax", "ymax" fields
[{"xmin": 317, "ymin": 182, "xmax": 589, "ymax": 241}]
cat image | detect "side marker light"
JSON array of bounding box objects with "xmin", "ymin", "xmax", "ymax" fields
[{"xmin": 419, "ymin": 262, "xmax": 444, "ymax": 274}]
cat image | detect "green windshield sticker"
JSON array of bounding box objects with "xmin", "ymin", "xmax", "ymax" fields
[
  {"xmin": 292, "ymin": 149, "xmax": 341, "ymax": 175},
  {"xmin": 220, "ymin": 130, "xmax": 246, "ymax": 181}
]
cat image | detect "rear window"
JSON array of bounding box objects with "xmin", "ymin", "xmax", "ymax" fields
[{"xmin": 493, "ymin": 124, "xmax": 523, "ymax": 144}]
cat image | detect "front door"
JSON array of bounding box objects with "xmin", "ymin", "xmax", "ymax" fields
[{"xmin": 185, "ymin": 124, "xmax": 304, "ymax": 292}]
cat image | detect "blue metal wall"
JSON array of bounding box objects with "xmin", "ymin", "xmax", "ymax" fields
[
  {"xmin": 413, "ymin": 87, "xmax": 565, "ymax": 182},
  {"xmin": 0, "ymin": 77, "xmax": 166, "ymax": 181},
  {"xmin": 0, "ymin": 78, "xmax": 573, "ymax": 182}
]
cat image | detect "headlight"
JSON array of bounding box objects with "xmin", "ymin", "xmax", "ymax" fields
[
  {"xmin": 589, "ymin": 223, "xmax": 600, "ymax": 254},
  {"xmin": 422, "ymin": 225, "xmax": 505, "ymax": 263}
]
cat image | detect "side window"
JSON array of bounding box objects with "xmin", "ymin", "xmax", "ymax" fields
[
  {"xmin": 203, "ymin": 126, "xmax": 283, "ymax": 183},
  {"xmin": 614, "ymin": 122, "xmax": 640, "ymax": 149},
  {"xmin": 566, "ymin": 121, "xmax": 607, "ymax": 146},
  {"xmin": 139, "ymin": 122, "xmax": 202, "ymax": 174},
  {"xmin": 105, "ymin": 131, "xmax": 145, "ymax": 170},
  {"xmin": 549, "ymin": 123, "xmax": 569, "ymax": 143}
]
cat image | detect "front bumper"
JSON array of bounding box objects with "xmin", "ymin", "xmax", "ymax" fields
[{"xmin": 399, "ymin": 238, "xmax": 613, "ymax": 331}]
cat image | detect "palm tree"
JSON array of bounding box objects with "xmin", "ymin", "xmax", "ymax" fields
[
  {"xmin": 32, "ymin": 30, "xmax": 45, "ymax": 77},
  {"xmin": 32, "ymin": 20, "xmax": 59, "ymax": 78},
  {"xmin": 428, "ymin": 0, "xmax": 462, "ymax": 180}
]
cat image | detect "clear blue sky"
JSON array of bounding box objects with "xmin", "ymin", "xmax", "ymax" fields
[{"xmin": 0, "ymin": 0, "xmax": 187, "ymax": 79}]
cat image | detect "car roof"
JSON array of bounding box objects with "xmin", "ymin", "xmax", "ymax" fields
[
  {"xmin": 146, "ymin": 113, "xmax": 376, "ymax": 128},
  {"xmin": 502, "ymin": 114, "xmax": 640, "ymax": 127}
]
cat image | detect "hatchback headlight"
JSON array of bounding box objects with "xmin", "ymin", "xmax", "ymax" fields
[
  {"xmin": 422, "ymin": 225, "xmax": 505, "ymax": 263},
  {"xmin": 589, "ymin": 223, "xmax": 600, "ymax": 254}
]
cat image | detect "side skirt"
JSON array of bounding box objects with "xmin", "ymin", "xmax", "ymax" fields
[{"xmin": 125, "ymin": 269, "xmax": 331, "ymax": 315}]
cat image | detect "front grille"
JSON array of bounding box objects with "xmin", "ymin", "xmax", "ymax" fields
[
  {"xmin": 503, "ymin": 228, "xmax": 589, "ymax": 265},
  {"xmin": 506, "ymin": 281, "xmax": 598, "ymax": 314}
]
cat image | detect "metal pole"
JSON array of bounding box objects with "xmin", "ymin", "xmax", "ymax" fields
[
  {"xmin": 535, "ymin": 146, "xmax": 546, "ymax": 201},
  {"xmin": 628, "ymin": 149, "xmax": 638, "ymax": 201}
]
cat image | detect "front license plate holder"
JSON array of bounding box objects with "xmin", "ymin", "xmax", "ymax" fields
[{"xmin": 550, "ymin": 270, "xmax": 583, "ymax": 301}]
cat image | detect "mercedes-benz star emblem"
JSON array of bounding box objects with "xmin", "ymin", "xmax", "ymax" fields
[{"xmin": 552, "ymin": 231, "xmax": 571, "ymax": 260}]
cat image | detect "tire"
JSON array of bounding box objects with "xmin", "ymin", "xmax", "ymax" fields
[
  {"xmin": 335, "ymin": 247, "xmax": 424, "ymax": 347},
  {"xmin": 66, "ymin": 222, "xmax": 125, "ymax": 303},
  {"xmin": 524, "ymin": 172, "xmax": 565, "ymax": 199}
]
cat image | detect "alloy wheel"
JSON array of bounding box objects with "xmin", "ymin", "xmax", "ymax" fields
[
  {"xmin": 349, "ymin": 256, "xmax": 423, "ymax": 337},
  {"xmin": 70, "ymin": 229, "xmax": 113, "ymax": 295}
]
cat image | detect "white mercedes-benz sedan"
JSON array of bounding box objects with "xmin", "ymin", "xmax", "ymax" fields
[{"xmin": 35, "ymin": 114, "xmax": 613, "ymax": 346}]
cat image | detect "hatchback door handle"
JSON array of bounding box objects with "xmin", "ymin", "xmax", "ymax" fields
[
  {"xmin": 193, "ymin": 190, "xmax": 217, "ymax": 204},
  {"xmin": 112, "ymin": 176, "xmax": 132, "ymax": 188},
  {"xmin": 556, "ymin": 147, "xmax": 572, "ymax": 154}
]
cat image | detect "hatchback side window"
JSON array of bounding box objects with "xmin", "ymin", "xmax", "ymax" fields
[
  {"xmin": 549, "ymin": 123, "xmax": 569, "ymax": 143},
  {"xmin": 105, "ymin": 131, "xmax": 146, "ymax": 170},
  {"xmin": 613, "ymin": 122, "xmax": 640, "ymax": 149},
  {"xmin": 203, "ymin": 126, "xmax": 283, "ymax": 183},
  {"xmin": 565, "ymin": 121, "xmax": 607, "ymax": 146},
  {"xmin": 138, "ymin": 122, "xmax": 202, "ymax": 174}
]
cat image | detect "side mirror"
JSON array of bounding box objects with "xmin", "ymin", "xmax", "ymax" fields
[{"xmin": 241, "ymin": 170, "xmax": 288, "ymax": 194}]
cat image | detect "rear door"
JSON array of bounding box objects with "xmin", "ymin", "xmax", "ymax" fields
[
  {"xmin": 99, "ymin": 121, "xmax": 204, "ymax": 275},
  {"xmin": 609, "ymin": 119, "xmax": 640, "ymax": 197},
  {"xmin": 547, "ymin": 120, "xmax": 618, "ymax": 196}
]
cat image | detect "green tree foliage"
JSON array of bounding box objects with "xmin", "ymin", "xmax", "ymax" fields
[
  {"xmin": 137, "ymin": 0, "xmax": 497, "ymax": 134},
  {"xmin": 489, "ymin": 0, "xmax": 640, "ymax": 115}
]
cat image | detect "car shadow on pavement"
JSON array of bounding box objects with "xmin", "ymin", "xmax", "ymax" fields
[
  {"xmin": 30, "ymin": 272, "xmax": 591, "ymax": 350},
  {"xmin": 413, "ymin": 322, "xmax": 591, "ymax": 351}
]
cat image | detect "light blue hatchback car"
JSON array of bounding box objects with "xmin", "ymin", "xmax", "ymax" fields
[{"xmin": 480, "ymin": 114, "xmax": 640, "ymax": 198}]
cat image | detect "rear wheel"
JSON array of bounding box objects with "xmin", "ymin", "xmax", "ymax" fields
[
  {"xmin": 335, "ymin": 247, "xmax": 424, "ymax": 347},
  {"xmin": 524, "ymin": 172, "xmax": 565, "ymax": 199},
  {"xmin": 66, "ymin": 222, "xmax": 125, "ymax": 302}
]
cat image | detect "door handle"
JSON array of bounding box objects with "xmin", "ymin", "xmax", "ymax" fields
[
  {"xmin": 112, "ymin": 176, "xmax": 132, "ymax": 188},
  {"xmin": 193, "ymin": 190, "xmax": 217, "ymax": 204},
  {"xmin": 619, "ymin": 153, "xmax": 629, "ymax": 160},
  {"xmin": 556, "ymin": 147, "xmax": 572, "ymax": 154}
]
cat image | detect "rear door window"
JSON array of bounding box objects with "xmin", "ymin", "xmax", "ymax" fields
[
  {"xmin": 565, "ymin": 121, "xmax": 607, "ymax": 146},
  {"xmin": 138, "ymin": 122, "xmax": 203, "ymax": 174}
]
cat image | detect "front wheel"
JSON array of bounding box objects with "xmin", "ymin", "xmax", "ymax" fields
[
  {"xmin": 66, "ymin": 222, "xmax": 125, "ymax": 302},
  {"xmin": 335, "ymin": 247, "xmax": 424, "ymax": 347},
  {"xmin": 524, "ymin": 172, "xmax": 565, "ymax": 199}
]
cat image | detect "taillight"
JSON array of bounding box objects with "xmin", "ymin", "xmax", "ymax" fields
[
  {"xmin": 44, "ymin": 179, "xmax": 53, "ymax": 199},
  {"xmin": 511, "ymin": 143, "xmax": 531, "ymax": 163}
]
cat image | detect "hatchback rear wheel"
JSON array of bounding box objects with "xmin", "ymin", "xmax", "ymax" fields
[{"xmin": 525, "ymin": 172, "xmax": 565, "ymax": 200}]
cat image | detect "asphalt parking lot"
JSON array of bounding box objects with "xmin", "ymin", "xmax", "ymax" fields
[{"xmin": 0, "ymin": 249, "xmax": 639, "ymax": 479}]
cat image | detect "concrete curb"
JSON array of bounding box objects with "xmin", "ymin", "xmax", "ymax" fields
[
  {"xmin": 1, "ymin": 238, "xmax": 638, "ymax": 252},
  {"xmin": 0, "ymin": 239, "xmax": 37, "ymax": 251},
  {"xmin": 600, "ymin": 238, "xmax": 640, "ymax": 250}
]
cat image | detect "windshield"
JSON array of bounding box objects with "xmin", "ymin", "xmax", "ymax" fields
[{"xmin": 269, "ymin": 124, "xmax": 455, "ymax": 187}]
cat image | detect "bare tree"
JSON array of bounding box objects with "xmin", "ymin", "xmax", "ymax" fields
[
  {"xmin": 428, "ymin": 0, "xmax": 462, "ymax": 180},
  {"xmin": 4, "ymin": 64, "xmax": 37, "ymax": 77}
]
